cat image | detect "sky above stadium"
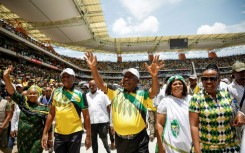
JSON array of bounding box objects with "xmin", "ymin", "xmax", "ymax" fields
[
  {"xmin": 101, "ymin": 0, "xmax": 245, "ymax": 38},
  {"xmin": 101, "ymin": 0, "xmax": 245, "ymax": 37},
  {"xmin": 56, "ymin": 0, "xmax": 245, "ymax": 61}
]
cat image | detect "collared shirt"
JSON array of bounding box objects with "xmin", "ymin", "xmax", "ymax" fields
[
  {"xmin": 107, "ymin": 84, "xmax": 152, "ymax": 135},
  {"xmin": 228, "ymin": 80, "xmax": 245, "ymax": 113},
  {"xmin": 86, "ymin": 89, "xmax": 110, "ymax": 124},
  {"xmin": 52, "ymin": 86, "xmax": 88, "ymax": 135},
  {"xmin": 189, "ymin": 90, "xmax": 239, "ymax": 148}
]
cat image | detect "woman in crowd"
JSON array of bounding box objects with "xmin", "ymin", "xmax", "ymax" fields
[
  {"xmin": 189, "ymin": 64, "xmax": 245, "ymax": 153},
  {"xmin": 156, "ymin": 75, "xmax": 192, "ymax": 153},
  {"xmin": 3, "ymin": 65, "xmax": 52, "ymax": 153}
]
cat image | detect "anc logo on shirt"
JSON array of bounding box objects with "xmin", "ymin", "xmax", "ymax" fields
[{"xmin": 171, "ymin": 119, "xmax": 180, "ymax": 138}]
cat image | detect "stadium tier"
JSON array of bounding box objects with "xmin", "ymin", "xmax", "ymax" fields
[{"xmin": 1, "ymin": 19, "xmax": 244, "ymax": 86}]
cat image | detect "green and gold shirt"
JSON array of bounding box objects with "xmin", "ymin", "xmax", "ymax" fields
[
  {"xmin": 107, "ymin": 84, "xmax": 152, "ymax": 135},
  {"xmin": 189, "ymin": 90, "xmax": 240, "ymax": 151},
  {"xmin": 52, "ymin": 87, "xmax": 88, "ymax": 135}
]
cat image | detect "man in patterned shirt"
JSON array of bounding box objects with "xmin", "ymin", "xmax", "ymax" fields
[
  {"xmin": 42, "ymin": 68, "xmax": 91, "ymax": 153},
  {"xmin": 84, "ymin": 51, "xmax": 164, "ymax": 153}
]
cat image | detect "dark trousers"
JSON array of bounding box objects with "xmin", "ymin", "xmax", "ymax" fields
[
  {"xmin": 115, "ymin": 129, "xmax": 149, "ymax": 153},
  {"xmin": 108, "ymin": 123, "xmax": 115, "ymax": 144},
  {"xmin": 54, "ymin": 131, "xmax": 83, "ymax": 153},
  {"xmin": 91, "ymin": 123, "xmax": 110, "ymax": 153},
  {"xmin": 0, "ymin": 128, "xmax": 11, "ymax": 153},
  {"xmin": 8, "ymin": 136, "xmax": 15, "ymax": 149}
]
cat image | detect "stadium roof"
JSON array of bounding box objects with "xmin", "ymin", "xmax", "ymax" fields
[{"xmin": 0, "ymin": 0, "xmax": 245, "ymax": 54}]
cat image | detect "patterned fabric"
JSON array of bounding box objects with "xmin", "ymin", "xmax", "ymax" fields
[
  {"xmin": 107, "ymin": 84, "xmax": 152, "ymax": 135},
  {"xmin": 148, "ymin": 110, "xmax": 156, "ymax": 137},
  {"xmin": 167, "ymin": 75, "xmax": 185, "ymax": 85},
  {"xmin": 52, "ymin": 87, "xmax": 88, "ymax": 135},
  {"xmin": 11, "ymin": 91, "xmax": 49, "ymax": 153},
  {"xmin": 189, "ymin": 89, "xmax": 240, "ymax": 152}
]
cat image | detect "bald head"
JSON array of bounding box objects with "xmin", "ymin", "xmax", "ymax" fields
[{"xmin": 89, "ymin": 80, "xmax": 97, "ymax": 94}]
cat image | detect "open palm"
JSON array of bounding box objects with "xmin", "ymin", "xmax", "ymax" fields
[
  {"xmin": 145, "ymin": 54, "xmax": 165, "ymax": 77},
  {"xmin": 84, "ymin": 51, "xmax": 97, "ymax": 69},
  {"xmin": 3, "ymin": 65, "xmax": 14, "ymax": 77}
]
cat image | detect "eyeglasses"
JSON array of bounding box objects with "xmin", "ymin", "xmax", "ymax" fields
[
  {"xmin": 46, "ymin": 90, "xmax": 52, "ymax": 92},
  {"xmin": 201, "ymin": 76, "xmax": 218, "ymax": 82}
]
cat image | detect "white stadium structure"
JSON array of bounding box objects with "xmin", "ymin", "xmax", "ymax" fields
[{"xmin": 0, "ymin": 0, "xmax": 244, "ymax": 82}]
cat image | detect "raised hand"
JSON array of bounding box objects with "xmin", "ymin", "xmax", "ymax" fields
[
  {"xmin": 3, "ymin": 65, "xmax": 15, "ymax": 95},
  {"xmin": 3, "ymin": 65, "xmax": 14, "ymax": 78},
  {"xmin": 144, "ymin": 54, "xmax": 165, "ymax": 77},
  {"xmin": 84, "ymin": 51, "xmax": 97, "ymax": 70},
  {"xmin": 83, "ymin": 51, "xmax": 106, "ymax": 92}
]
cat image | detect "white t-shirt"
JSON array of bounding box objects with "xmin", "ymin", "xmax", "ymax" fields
[
  {"xmin": 157, "ymin": 95, "xmax": 192, "ymax": 153},
  {"xmin": 86, "ymin": 89, "xmax": 111, "ymax": 124},
  {"xmin": 153, "ymin": 84, "xmax": 167, "ymax": 107}
]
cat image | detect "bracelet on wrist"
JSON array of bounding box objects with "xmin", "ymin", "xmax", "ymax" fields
[{"xmin": 48, "ymin": 140, "xmax": 53, "ymax": 142}]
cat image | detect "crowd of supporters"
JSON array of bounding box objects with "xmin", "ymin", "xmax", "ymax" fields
[
  {"xmin": 0, "ymin": 53, "xmax": 244, "ymax": 92},
  {"xmin": 1, "ymin": 19, "xmax": 244, "ymax": 74},
  {"xmin": 0, "ymin": 17, "xmax": 244, "ymax": 92},
  {"xmin": 60, "ymin": 53, "xmax": 244, "ymax": 72},
  {"xmin": 0, "ymin": 57, "xmax": 60, "ymax": 87},
  {"xmin": 1, "ymin": 18, "xmax": 245, "ymax": 153},
  {"xmin": 0, "ymin": 19, "xmax": 58, "ymax": 56}
]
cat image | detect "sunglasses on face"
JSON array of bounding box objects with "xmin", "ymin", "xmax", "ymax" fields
[{"xmin": 201, "ymin": 76, "xmax": 218, "ymax": 82}]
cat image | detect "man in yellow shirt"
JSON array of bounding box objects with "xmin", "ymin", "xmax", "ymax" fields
[
  {"xmin": 41, "ymin": 68, "xmax": 91, "ymax": 153},
  {"xmin": 84, "ymin": 51, "xmax": 164, "ymax": 153},
  {"xmin": 187, "ymin": 75, "xmax": 200, "ymax": 95}
]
